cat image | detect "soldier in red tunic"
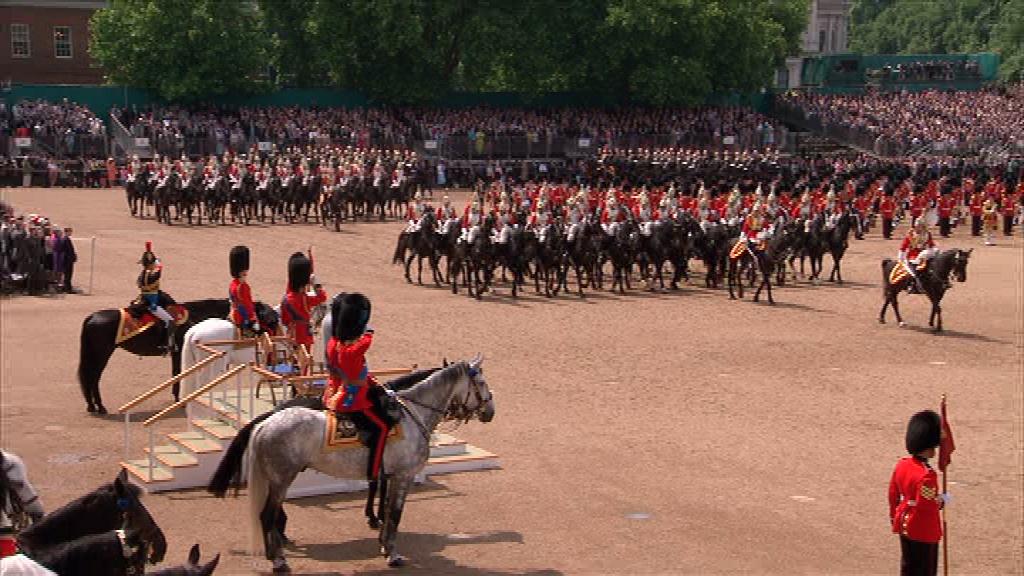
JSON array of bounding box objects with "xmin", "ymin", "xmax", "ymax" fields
[
  {"xmin": 937, "ymin": 191, "xmax": 955, "ymax": 238},
  {"xmin": 323, "ymin": 293, "xmax": 391, "ymax": 482},
  {"xmin": 228, "ymin": 245, "xmax": 260, "ymax": 334},
  {"xmin": 880, "ymin": 191, "xmax": 897, "ymax": 239},
  {"xmin": 969, "ymin": 190, "xmax": 984, "ymax": 237},
  {"xmin": 280, "ymin": 251, "xmax": 327, "ymax": 361},
  {"xmin": 889, "ymin": 410, "xmax": 947, "ymax": 576},
  {"xmin": 898, "ymin": 219, "xmax": 937, "ymax": 293}
]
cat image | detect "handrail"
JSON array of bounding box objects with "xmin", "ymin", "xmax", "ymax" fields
[
  {"xmin": 118, "ymin": 350, "xmax": 224, "ymax": 413},
  {"xmin": 250, "ymin": 365, "xmax": 284, "ymax": 381},
  {"xmin": 279, "ymin": 367, "xmax": 413, "ymax": 383},
  {"xmin": 143, "ymin": 363, "xmax": 247, "ymax": 427},
  {"xmin": 197, "ymin": 336, "xmax": 291, "ymax": 347}
]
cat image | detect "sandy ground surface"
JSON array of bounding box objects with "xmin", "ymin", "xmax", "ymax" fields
[{"xmin": 0, "ymin": 185, "xmax": 1021, "ymax": 575}]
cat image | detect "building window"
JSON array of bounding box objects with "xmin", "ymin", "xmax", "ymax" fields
[
  {"xmin": 54, "ymin": 26, "xmax": 72, "ymax": 58},
  {"xmin": 11, "ymin": 23, "xmax": 30, "ymax": 58},
  {"xmin": 818, "ymin": 29, "xmax": 826, "ymax": 53}
]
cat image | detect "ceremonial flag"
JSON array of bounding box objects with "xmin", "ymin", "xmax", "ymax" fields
[{"xmin": 939, "ymin": 395, "xmax": 955, "ymax": 473}]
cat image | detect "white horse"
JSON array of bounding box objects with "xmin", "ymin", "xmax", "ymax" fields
[
  {"xmin": 207, "ymin": 357, "xmax": 495, "ymax": 572},
  {"xmin": 179, "ymin": 302, "xmax": 280, "ymax": 396}
]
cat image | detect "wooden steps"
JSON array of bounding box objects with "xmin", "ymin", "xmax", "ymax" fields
[
  {"xmin": 122, "ymin": 459, "xmax": 173, "ymax": 483},
  {"xmin": 143, "ymin": 444, "xmax": 198, "ymax": 468},
  {"xmin": 168, "ymin": 431, "xmax": 222, "ymax": 454}
]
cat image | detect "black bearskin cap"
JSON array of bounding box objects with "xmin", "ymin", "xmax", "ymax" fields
[
  {"xmin": 139, "ymin": 241, "xmax": 156, "ymax": 266},
  {"xmin": 229, "ymin": 245, "xmax": 250, "ymax": 278},
  {"xmin": 331, "ymin": 292, "xmax": 371, "ymax": 342},
  {"xmin": 288, "ymin": 252, "xmax": 311, "ymax": 292},
  {"xmin": 906, "ymin": 410, "xmax": 941, "ymax": 454}
]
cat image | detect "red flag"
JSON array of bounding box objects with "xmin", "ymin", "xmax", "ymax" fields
[{"xmin": 939, "ymin": 395, "xmax": 955, "ymax": 472}]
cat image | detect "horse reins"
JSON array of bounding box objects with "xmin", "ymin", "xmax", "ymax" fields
[{"xmin": 395, "ymin": 366, "xmax": 491, "ymax": 441}]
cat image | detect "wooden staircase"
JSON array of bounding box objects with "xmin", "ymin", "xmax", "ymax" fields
[{"xmin": 121, "ymin": 384, "xmax": 499, "ymax": 498}]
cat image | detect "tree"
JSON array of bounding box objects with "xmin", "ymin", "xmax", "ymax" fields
[{"xmin": 90, "ymin": 0, "xmax": 272, "ymax": 101}]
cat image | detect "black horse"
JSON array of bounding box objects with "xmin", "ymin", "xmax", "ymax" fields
[
  {"xmin": 880, "ymin": 249, "xmax": 972, "ymax": 332},
  {"xmin": 607, "ymin": 220, "xmax": 640, "ymax": 293},
  {"xmin": 153, "ymin": 172, "xmax": 180, "ymax": 226},
  {"xmin": 533, "ymin": 222, "xmax": 564, "ymax": 297},
  {"xmin": 560, "ymin": 218, "xmax": 599, "ymax": 297},
  {"xmin": 180, "ymin": 172, "xmax": 205, "ymax": 225},
  {"xmin": 76, "ymin": 298, "xmax": 274, "ymax": 414},
  {"xmin": 468, "ymin": 216, "xmax": 497, "ymax": 299},
  {"xmin": 823, "ymin": 212, "xmax": 853, "ymax": 284},
  {"xmin": 393, "ymin": 211, "xmax": 440, "ymax": 285},
  {"xmin": 691, "ymin": 221, "xmax": 733, "ymax": 289},
  {"xmin": 18, "ymin": 469, "xmax": 167, "ymax": 567}
]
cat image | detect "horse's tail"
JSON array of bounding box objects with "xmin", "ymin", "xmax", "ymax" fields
[
  {"xmin": 208, "ymin": 416, "xmax": 261, "ymax": 498},
  {"xmin": 77, "ymin": 315, "xmax": 93, "ymax": 405},
  {"xmin": 246, "ymin": 420, "xmax": 269, "ymax": 557}
]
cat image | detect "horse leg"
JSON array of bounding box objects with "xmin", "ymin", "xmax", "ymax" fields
[
  {"xmin": 379, "ymin": 474, "xmax": 413, "ymax": 567},
  {"xmin": 365, "ymin": 479, "xmax": 381, "ymax": 529},
  {"xmin": 416, "ymin": 255, "xmax": 424, "ymax": 285},
  {"xmin": 404, "ymin": 253, "xmax": 414, "ymax": 283},
  {"xmin": 835, "ymin": 256, "xmax": 843, "ymax": 284},
  {"xmin": 891, "ymin": 293, "xmax": 905, "ymax": 327},
  {"xmin": 879, "ymin": 292, "xmax": 890, "ymax": 324},
  {"xmin": 935, "ymin": 304, "xmax": 942, "ymax": 333}
]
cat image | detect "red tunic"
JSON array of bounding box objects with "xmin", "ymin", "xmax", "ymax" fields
[
  {"xmin": 323, "ymin": 333, "xmax": 376, "ymax": 412},
  {"xmin": 880, "ymin": 198, "xmax": 896, "ymax": 219},
  {"xmin": 969, "ymin": 193, "xmax": 984, "ymax": 216},
  {"xmin": 281, "ymin": 287, "xmax": 327, "ymax": 346},
  {"xmin": 900, "ymin": 231, "xmax": 934, "ymax": 261},
  {"xmin": 937, "ymin": 196, "xmax": 954, "ymax": 218},
  {"xmin": 888, "ymin": 457, "xmax": 943, "ymax": 543},
  {"xmin": 229, "ymin": 278, "xmax": 256, "ymax": 327}
]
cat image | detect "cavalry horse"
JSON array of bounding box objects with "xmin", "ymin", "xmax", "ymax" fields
[
  {"xmin": 153, "ymin": 171, "xmax": 181, "ymax": 226},
  {"xmin": 178, "ymin": 302, "xmax": 282, "ymax": 397},
  {"xmin": 880, "ymin": 249, "xmax": 972, "ymax": 332},
  {"xmin": 125, "ymin": 168, "xmax": 152, "ymax": 218},
  {"xmin": 9, "ymin": 469, "xmax": 167, "ymax": 575},
  {"xmin": 77, "ymin": 298, "xmax": 231, "ymax": 414},
  {"xmin": 206, "ymin": 358, "xmax": 494, "ymax": 572},
  {"xmin": 392, "ymin": 211, "xmax": 440, "ymax": 285}
]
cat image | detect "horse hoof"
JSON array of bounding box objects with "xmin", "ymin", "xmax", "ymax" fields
[
  {"xmin": 879, "ymin": 318, "xmax": 885, "ymax": 324},
  {"xmin": 97, "ymin": 405, "xmax": 108, "ymax": 415},
  {"xmin": 388, "ymin": 554, "xmax": 407, "ymax": 567},
  {"xmin": 898, "ymin": 322, "xmax": 906, "ymax": 328},
  {"xmin": 272, "ymin": 562, "xmax": 291, "ymax": 573},
  {"xmin": 87, "ymin": 405, "xmax": 96, "ymax": 413},
  {"xmin": 368, "ymin": 517, "xmax": 381, "ymax": 530}
]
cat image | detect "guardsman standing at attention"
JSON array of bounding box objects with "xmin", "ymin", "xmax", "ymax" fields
[
  {"xmin": 969, "ymin": 188, "xmax": 984, "ymax": 237},
  {"xmin": 229, "ymin": 245, "xmax": 260, "ymax": 334},
  {"xmin": 880, "ymin": 192, "xmax": 897, "ymax": 239},
  {"xmin": 889, "ymin": 410, "xmax": 947, "ymax": 576}
]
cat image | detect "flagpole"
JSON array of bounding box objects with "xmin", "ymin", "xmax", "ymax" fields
[{"xmin": 941, "ymin": 393, "xmax": 949, "ymax": 576}]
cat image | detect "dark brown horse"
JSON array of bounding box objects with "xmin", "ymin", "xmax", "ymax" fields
[
  {"xmin": 879, "ymin": 249, "xmax": 972, "ymax": 332},
  {"xmin": 77, "ymin": 298, "xmax": 230, "ymax": 414}
]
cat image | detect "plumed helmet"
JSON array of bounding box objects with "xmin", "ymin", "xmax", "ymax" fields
[
  {"xmin": 139, "ymin": 241, "xmax": 157, "ymax": 266},
  {"xmin": 229, "ymin": 245, "xmax": 250, "ymax": 278},
  {"xmin": 331, "ymin": 292, "xmax": 371, "ymax": 342},
  {"xmin": 287, "ymin": 252, "xmax": 311, "ymax": 292},
  {"xmin": 905, "ymin": 410, "xmax": 941, "ymax": 454}
]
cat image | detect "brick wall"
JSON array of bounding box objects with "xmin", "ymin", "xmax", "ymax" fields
[{"xmin": 1, "ymin": 5, "xmax": 106, "ymax": 84}]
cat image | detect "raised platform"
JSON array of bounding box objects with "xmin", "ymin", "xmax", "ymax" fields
[{"xmin": 121, "ymin": 384, "xmax": 499, "ymax": 499}]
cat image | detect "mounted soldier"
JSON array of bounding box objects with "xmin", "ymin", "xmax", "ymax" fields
[
  {"xmin": 898, "ymin": 218, "xmax": 938, "ymax": 293},
  {"xmin": 461, "ymin": 199, "xmax": 483, "ymax": 244},
  {"xmin": 228, "ymin": 245, "xmax": 260, "ymax": 335},
  {"xmin": 323, "ymin": 293, "xmax": 393, "ymax": 484},
  {"xmin": 136, "ymin": 241, "xmax": 177, "ymax": 354}
]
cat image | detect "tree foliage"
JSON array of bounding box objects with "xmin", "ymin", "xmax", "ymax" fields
[
  {"xmin": 90, "ymin": 0, "xmax": 272, "ymax": 101},
  {"xmin": 849, "ymin": 0, "xmax": 1024, "ymax": 81},
  {"xmin": 89, "ymin": 0, "xmax": 810, "ymax": 104}
]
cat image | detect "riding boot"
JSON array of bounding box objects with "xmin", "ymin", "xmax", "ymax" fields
[{"xmin": 163, "ymin": 321, "xmax": 175, "ymax": 355}]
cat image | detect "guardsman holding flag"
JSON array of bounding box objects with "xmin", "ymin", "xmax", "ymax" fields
[{"xmin": 889, "ymin": 409, "xmax": 951, "ymax": 576}]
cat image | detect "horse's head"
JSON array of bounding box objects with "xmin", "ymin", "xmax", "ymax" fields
[
  {"xmin": 464, "ymin": 354, "xmax": 495, "ymax": 423},
  {"xmin": 951, "ymin": 248, "xmax": 972, "ymax": 283},
  {"xmin": 115, "ymin": 469, "xmax": 166, "ymax": 564},
  {"xmin": 148, "ymin": 544, "xmax": 220, "ymax": 576},
  {"xmin": 255, "ymin": 302, "xmax": 281, "ymax": 334}
]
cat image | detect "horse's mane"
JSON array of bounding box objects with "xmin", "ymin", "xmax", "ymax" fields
[
  {"xmin": 19, "ymin": 480, "xmax": 139, "ymax": 546},
  {"xmin": 385, "ymin": 367, "xmax": 442, "ymax": 392},
  {"xmin": 400, "ymin": 363, "xmax": 468, "ymax": 397},
  {"xmin": 35, "ymin": 530, "xmax": 125, "ymax": 573}
]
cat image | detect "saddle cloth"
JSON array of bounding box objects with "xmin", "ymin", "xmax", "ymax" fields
[
  {"xmin": 729, "ymin": 239, "xmax": 763, "ymax": 260},
  {"xmin": 324, "ymin": 411, "xmax": 402, "ymax": 452},
  {"xmin": 889, "ymin": 261, "xmax": 927, "ymax": 286},
  {"xmin": 116, "ymin": 305, "xmax": 188, "ymax": 345}
]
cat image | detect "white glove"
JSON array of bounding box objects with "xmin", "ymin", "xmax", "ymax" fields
[
  {"xmin": 384, "ymin": 388, "xmax": 397, "ymax": 398},
  {"xmin": 252, "ymin": 322, "xmax": 260, "ymax": 332},
  {"xmin": 940, "ymin": 493, "xmax": 951, "ymax": 505}
]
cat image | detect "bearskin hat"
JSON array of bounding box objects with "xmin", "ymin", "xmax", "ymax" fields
[
  {"xmin": 139, "ymin": 241, "xmax": 157, "ymax": 266},
  {"xmin": 229, "ymin": 245, "xmax": 250, "ymax": 278},
  {"xmin": 288, "ymin": 252, "xmax": 311, "ymax": 292},
  {"xmin": 331, "ymin": 292, "xmax": 371, "ymax": 342},
  {"xmin": 906, "ymin": 410, "xmax": 942, "ymax": 455}
]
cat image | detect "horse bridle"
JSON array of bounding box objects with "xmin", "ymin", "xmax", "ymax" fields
[{"xmin": 397, "ymin": 366, "xmax": 492, "ymax": 440}]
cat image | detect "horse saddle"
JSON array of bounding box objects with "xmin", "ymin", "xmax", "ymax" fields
[
  {"xmin": 729, "ymin": 239, "xmax": 762, "ymax": 260},
  {"xmin": 116, "ymin": 304, "xmax": 188, "ymax": 345},
  {"xmin": 323, "ymin": 411, "xmax": 402, "ymax": 452}
]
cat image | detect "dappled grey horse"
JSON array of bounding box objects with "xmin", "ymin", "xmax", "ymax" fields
[{"xmin": 231, "ymin": 358, "xmax": 494, "ymax": 572}]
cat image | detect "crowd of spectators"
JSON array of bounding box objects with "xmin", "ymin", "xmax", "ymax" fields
[
  {"xmin": 0, "ymin": 201, "xmax": 78, "ymax": 295},
  {"xmin": 4, "ymin": 99, "xmax": 107, "ymax": 158},
  {"xmin": 113, "ymin": 104, "xmax": 783, "ymax": 158},
  {"xmin": 776, "ymin": 86, "xmax": 1024, "ymax": 157}
]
